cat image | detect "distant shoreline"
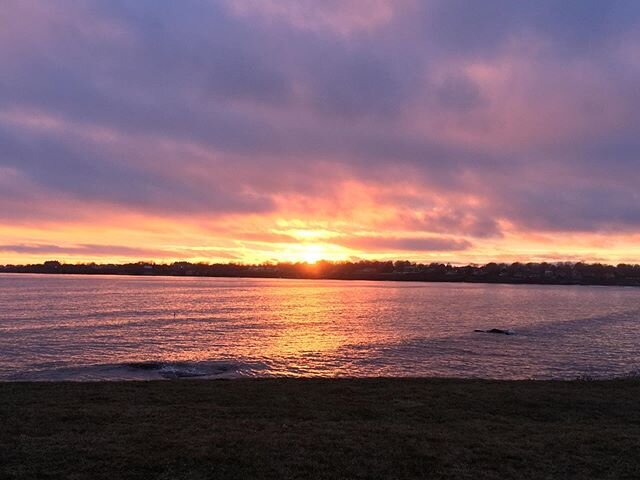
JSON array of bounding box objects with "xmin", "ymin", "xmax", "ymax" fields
[{"xmin": 2, "ymin": 267, "xmax": 640, "ymax": 288}]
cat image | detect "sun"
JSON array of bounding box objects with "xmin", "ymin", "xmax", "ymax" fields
[
  {"xmin": 275, "ymin": 243, "xmax": 349, "ymax": 264},
  {"xmin": 299, "ymin": 244, "xmax": 326, "ymax": 264}
]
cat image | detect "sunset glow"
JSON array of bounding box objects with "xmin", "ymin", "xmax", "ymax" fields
[{"xmin": 2, "ymin": 1, "xmax": 640, "ymax": 265}]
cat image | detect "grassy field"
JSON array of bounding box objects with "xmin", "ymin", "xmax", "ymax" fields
[{"xmin": 1, "ymin": 378, "xmax": 639, "ymax": 479}]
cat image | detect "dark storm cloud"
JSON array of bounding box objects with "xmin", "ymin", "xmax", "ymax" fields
[{"xmin": 1, "ymin": 0, "xmax": 640, "ymax": 238}]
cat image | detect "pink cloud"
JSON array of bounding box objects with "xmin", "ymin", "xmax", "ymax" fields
[
  {"xmin": 2, "ymin": 1, "xmax": 640, "ymax": 264},
  {"xmin": 225, "ymin": 0, "xmax": 408, "ymax": 36}
]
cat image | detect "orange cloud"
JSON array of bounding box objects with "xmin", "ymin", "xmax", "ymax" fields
[{"xmin": 2, "ymin": 1, "xmax": 640, "ymax": 266}]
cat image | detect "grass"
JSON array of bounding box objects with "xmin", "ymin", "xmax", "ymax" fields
[{"xmin": 1, "ymin": 378, "xmax": 640, "ymax": 479}]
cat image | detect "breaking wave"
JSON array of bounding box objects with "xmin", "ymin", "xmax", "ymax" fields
[{"xmin": 7, "ymin": 359, "xmax": 269, "ymax": 381}]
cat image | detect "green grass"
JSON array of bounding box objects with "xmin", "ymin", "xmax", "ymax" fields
[{"xmin": 1, "ymin": 378, "xmax": 639, "ymax": 479}]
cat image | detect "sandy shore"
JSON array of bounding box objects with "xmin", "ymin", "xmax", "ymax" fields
[{"xmin": 2, "ymin": 378, "xmax": 639, "ymax": 479}]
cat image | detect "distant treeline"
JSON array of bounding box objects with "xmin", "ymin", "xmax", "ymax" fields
[{"xmin": 2, "ymin": 260, "xmax": 640, "ymax": 287}]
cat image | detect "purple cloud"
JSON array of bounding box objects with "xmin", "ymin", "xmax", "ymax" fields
[
  {"xmin": 335, "ymin": 236, "xmax": 472, "ymax": 252},
  {"xmin": 1, "ymin": 0, "xmax": 640, "ymax": 261}
]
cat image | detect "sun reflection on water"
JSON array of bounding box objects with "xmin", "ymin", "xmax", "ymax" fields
[{"xmin": 3, "ymin": 274, "xmax": 640, "ymax": 380}]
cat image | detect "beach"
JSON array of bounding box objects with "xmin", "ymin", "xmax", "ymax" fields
[{"xmin": 2, "ymin": 378, "xmax": 639, "ymax": 479}]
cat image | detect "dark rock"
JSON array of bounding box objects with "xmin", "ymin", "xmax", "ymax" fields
[
  {"xmin": 474, "ymin": 328, "xmax": 513, "ymax": 335},
  {"xmin": 126, "ymin": 361, "xmax": 163, "ymax": 370}
]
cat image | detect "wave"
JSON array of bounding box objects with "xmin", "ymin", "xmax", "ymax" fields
[{"xmin": 6, "ymin": 359, "xmax": 269, "ymax": 381}]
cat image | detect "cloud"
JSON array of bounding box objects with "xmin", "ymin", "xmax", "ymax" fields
[
  {"xmin": 225, "ymin": 0, "xmax": 403, "ymax": 36},
  {"xmin": 1, "ymin": 0, "xmax": 640, "ymax": 262},
  {"xmin": 0, "ymin": 243, "xmax": 240, "ymax": 261},
  {"xmin": 0, "ymin": 243, "xmax": 172, "ymax": 258},
  {"xmin": 334, "ymin": 236, "xmax": 472, "ymax": 253}
]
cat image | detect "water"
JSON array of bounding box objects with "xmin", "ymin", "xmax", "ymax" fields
[{"xmin": 1, "ymin": 273, "xmax": 639, "ymax": 381}]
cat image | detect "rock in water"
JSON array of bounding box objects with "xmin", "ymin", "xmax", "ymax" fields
[{"xmin": 474, "ymin": 328, "xmax": 513, "ymax": 335}]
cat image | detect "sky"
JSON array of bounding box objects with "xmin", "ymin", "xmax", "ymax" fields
[{"xmin": 2, "ymin": 0, "xmax": 640, "ymax": 265}]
